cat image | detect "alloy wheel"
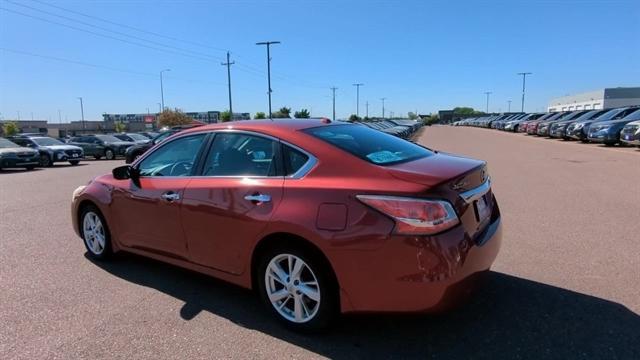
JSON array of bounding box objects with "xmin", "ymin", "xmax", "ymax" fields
[
  {"xmin": 83, "ymin": 211, "xmax": 106, "ymax": 255},
  {"xmin": 264, "ymin": 254, "xmax": 321, "ymax": 323}
]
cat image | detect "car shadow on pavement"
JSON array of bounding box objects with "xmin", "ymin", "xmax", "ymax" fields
[{"xmin": 87, "ymin": 253, "xmax": 640, "ymax": 359}]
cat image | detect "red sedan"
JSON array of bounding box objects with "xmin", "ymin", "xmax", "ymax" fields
[{"xmin": 71, "ymin": 119, "xmax": 501, "ymax": 331}]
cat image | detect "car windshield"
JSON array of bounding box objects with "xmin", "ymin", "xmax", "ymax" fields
[
  {"xmin": 96, "ymin": 135, "xmax": 122, "ymax": 142},
  {"xmin": 0, "ymin": 138, "xmax": 20, "ymax": 148},
  {"xmin": 127, "ymin": 133, "xmax": 148, "ymax": 140},
  {"xmin": 32, "ymin": 137, "xmax": 64, "ymax": 146},
  {"xmin": 595, "ymin": 108, "xmax": 624, "ymax": 121},
  {"xmin": 304, "ymin": 124, "xmax": 434, "ymax": 165},
  {"xmin": 621, "ymin": 108, "xmax": 640, "ymax": 120}
]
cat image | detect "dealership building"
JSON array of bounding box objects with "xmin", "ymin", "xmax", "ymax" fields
[{"xmin": 547, "ymin": 87, "xmax": 640, "ymax": 112}]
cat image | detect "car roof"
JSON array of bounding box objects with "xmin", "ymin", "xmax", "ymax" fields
[{"xmin": 180, "ymin": 118, "xmax": 340, "ymax": 136}]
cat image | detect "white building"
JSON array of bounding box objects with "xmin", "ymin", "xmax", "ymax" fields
[{"xmin": 547, "ymin": 87, "xmax": 640, "ymax": 112}]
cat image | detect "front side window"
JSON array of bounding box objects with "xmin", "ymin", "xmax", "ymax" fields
[
  {"xmin": 32, "ymin": 137, "xmax": 64, "ymax": 146},
  {"xmin": 202, "ymin": 132, "xmax": 279, "ymax": 176},
  {"xmin": 304, "ymin": 124, "xmax": 433, "ymax": 165},
  {"xmin": 137, "ymin": 134, "xmax": 206, "ymax": 177}
]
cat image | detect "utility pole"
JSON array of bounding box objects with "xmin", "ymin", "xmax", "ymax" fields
[
  {"xmin": 352, "ymin": 83, "xmax": 364, "ymax": 117},
  {"xmin": 222, "ymin": 51, "xmax": 234, "ymax": 118},
  {"xmin": 380, "ymin": 97, "xmax": 386, "ymax": 118},
  {"xmin": 365, "ymin": 101, "xmax": 369, "ymax": 118},
  {"xmin": 157, "ymin": 103, "xmax": 162, "ymax": 114},
  {"xmin": 17, "ymin": 111, "xmax": 20, "ymax": 120},
  {"xmin": 330, "ymin": 87, "xmax": 338, "ymax": 120},
  {"xmin": 517, "ymin": 72, "xmax": 532, "ymax": 112},
  {"xmin": 146, "ymin": 108, "xmax": 150, "ymax": 115},
  {"xmin": 508, "ymin": 100, "xmax": 512, "ymax": 112},
  {"xmin": 256, "ymin": 41, "xmax": 281, "ymax": 118},
  {"xmin": 77, "ymin": 97, "xmax": 85, "ymax": 131},
  {"xmin": 58, "ymin": 109, "xmax": 62, "ymax": 123},
  {"xmin": 31, "ymin": 112, "xmax": 34, "ymax": 121},
  {"xmin": 484, "ymin": 92, "xmax": 492, "ymax": 113},
  {"xmin": 160, "ymin": 69, "xmax": 170, "ymax": 111}
]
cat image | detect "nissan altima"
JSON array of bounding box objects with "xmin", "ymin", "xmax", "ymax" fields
[{"xmin": 71, "ymin": 119, "xmax": 502, "ymax": 331}]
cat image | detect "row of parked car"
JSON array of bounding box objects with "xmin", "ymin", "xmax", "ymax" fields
[
  {"xmin": 451, "ymin": 106, "xmax": 640, "ymax": 147},
  {"xmin": 356, "ymin": 119, "xmax": 423, "ymax": 139},
  {"xmin": 0, "ymin": 131, "xmax": 162, "ymax": 171}
]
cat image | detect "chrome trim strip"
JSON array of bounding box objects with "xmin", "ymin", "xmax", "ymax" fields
[
  {"xmin": 460, "ymin": 177, "xmax": 491, "ymax": 204},
  {"xmin": 133, "ymin": 129, "xmax": 318, "ymax": 180}
]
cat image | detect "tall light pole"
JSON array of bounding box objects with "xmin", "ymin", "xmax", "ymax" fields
[
  {"xmin": 352, "ymin": 83, "xmax": 364, "ymax": 117},
  {"xmin": 77, "ymin": 97, "xmax": 85, "ymax": 131},
  {"xmin": 517, "ymin": 72, "xmax": 532, "ymax": 112},
  {"xmin": 365, "ymin": 101, "xmax": 369, "ymax": 118},
  {"xmin": 256, "ymin": 41, "xmax": 280, "ymax": 118},
  {"xmin": 380, "ymin": 97, "xmax": 387, "ymax": 118},
  {"xmin": 484, "ymin": 92, "xmax": 492, "ymax": 113},
  {"xmin": 160, "ymin": 69, "xmax": 170, "ymax": 111},
  {"xmin": 507, "ymin": 100, "xmax": 512, "ymax": 112},
  {"xmin": 221, "ymin": 51, "xmax": 234, "ymax": 118},
  {"xmin": 58, "ymin": 109, "xmax": 62, "ymax": 123},
  {"xmin": 330, "ymin": 87, "xmax": 338, "ymax": 120}
]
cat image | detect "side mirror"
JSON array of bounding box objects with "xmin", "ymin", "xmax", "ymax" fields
[
  {"xmin": 112, "ymin": 165, "xmax": 141, "ymax": 186},
  {"xmin": 112, "ymin": 165, "xmax": 132, "ymax": 180}
]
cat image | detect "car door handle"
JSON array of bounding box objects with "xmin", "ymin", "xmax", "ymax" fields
[
  {"xmin": 244, "ymin": 193, "xmax": 271, "ymax": 203},
  {"xmin": 161, "ymin": 191, "xmax": 181, "ymax": 202}
]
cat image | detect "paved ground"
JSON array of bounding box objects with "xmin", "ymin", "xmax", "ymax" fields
[{"xmin": 1, "ymin": 127, "xmax": 639, "ymax": 359}]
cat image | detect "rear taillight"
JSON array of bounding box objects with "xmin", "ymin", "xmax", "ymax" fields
[{"xmin": 357, "ymin": 195, "xmax": 459, "ymax": 235}]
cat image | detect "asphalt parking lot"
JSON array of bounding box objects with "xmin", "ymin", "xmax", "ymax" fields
[{"xmin": 1, "ymin": 126, "xmax": 639, "ymax": 359}]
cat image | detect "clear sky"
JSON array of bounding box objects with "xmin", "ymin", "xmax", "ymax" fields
[{"xmin": 1, "ymin": 0, "xmax": 639, "ymax": 121}]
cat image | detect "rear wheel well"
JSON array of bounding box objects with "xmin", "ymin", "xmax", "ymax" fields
[{"xmin": 251, "ymin": 233, "xmax": 339, "ymax": 294}]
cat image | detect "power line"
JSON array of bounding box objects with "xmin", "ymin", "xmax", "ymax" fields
[
  {"xmin": 5, "ymin": 0, "xmax": 227, "ymax": 63},
  {"xmin": 30, "ymin": 0, "xmax": 228, "ymax": 52}
]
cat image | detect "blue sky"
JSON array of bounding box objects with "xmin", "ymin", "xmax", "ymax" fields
[{"xmin": 1, "ymin": 0, "xmax": 639, "ymax": 121}]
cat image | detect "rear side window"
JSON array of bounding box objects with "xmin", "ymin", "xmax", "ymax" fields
[
  {"xmin": 304, "ymin": 124, "xmax": 433, "ymax": 165},
  {"xmin": 283, "ymin": 145, "xmax": 309, "ymax": 176},
  {"xmin": 202, "ymin": 133, "xmax": 279, "ymax": 177}
]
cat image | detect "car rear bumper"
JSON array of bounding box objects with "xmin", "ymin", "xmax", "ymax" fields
[{"xmin": 332, "ymin": 199, "xmax": 502, "ymax": 313}]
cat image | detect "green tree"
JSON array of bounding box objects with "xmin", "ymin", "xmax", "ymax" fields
[
  {"xmin": 2, "ymin": 121, "xmax": 19, "ymax": 136},
  {"xmin": 254, "ymin": 112, "xmax": 266, "ymax": 119},
  {"xmin": 114, "ymin": 121, "xmax": 127, "ymax": 133},
  {"xmin": 408, "ymin": 112, "xmax": 419, "ymax": 120},
  {"xmin": 272, "ymin": 107, "xmax": 291, "ymax": 118},
  {"xmin": 453, "ymin": 107, "xmax": 485, "ymax": 116},
  {"xmin": 158, "ymin": 108, "xmax": 192, "ymax": 127},
  {"xmin": 293, "ymin": 109, "xmax": 310, "ymax": 118},
  {"xmin": 348, "ymin": 114, "xmax": 361, "ymax": 122},
  {"xmin": 220, "ymin": 110, "xmax": 231, "ymax": 122}
]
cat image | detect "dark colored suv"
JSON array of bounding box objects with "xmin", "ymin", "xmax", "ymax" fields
[
  {"xmin": 10, "ymin": 135, "xmax": 84, "ymax": 167},
  {"xmin": 69, "ymin": 134, "xmax": 135, "ymax": 160},
  {"xmin": 0, "ymin": 137, "xmax": 40, "ymax": 170}
]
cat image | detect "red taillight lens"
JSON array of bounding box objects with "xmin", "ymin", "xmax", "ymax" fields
[{"xmin": 357, "ymin": 195, "xmax": 459, "ymax": 235}]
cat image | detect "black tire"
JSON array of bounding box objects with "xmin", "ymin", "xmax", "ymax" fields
[
  {"xmin": 94, "ymin": 155, "xmax": 102, "ymax": 160},
  {"xmin": 256, "ymin": 245, "xmax": 338, "ymax": 332},
  {"xmin": 105, "ymin": 148, "xmax": 116, "ymax": 160},
  {"xmin": 40, "ymin": 154, "xmax": 52, "ymax": 167},
  {"xmin": 25, "ymin": 166, "xmax": 35, "ymax": 171},
  {"xmin": 69, "ymin": 160, "xmax": 80, "ymax": 166},
  {"xmin": 79, "ymin": 204, "xmax": 112, "ymax": 260}
]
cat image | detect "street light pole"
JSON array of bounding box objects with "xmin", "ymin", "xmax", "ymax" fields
[
  {"xmin": 484, "ymin": 92, "xmax": 492, "ymax": 113},
  {"xmin": 160, "ymin": 69, "xmax": 170, "ymax": 111},
  {"xmin": 256, "ymin": 41, "xmax": 281, "ymax": 119},
  {"xmin": 517, "ymin": 72, "xmax": 532, "ymax": 112},
  {"xmin": 365, "ymin": 101, "xmax": 369, "ymax": 118},
  {"xmin": 352, "ymin": 83, "xmax": 364, "ymax": 117},
  {"xmin": 77, "ymin": 97, "xmax": 85, "ymax": 131},
  {"xmin": 221, "ymin": 51, "xmax": 234, "ymax": 118},
  {"xmin": 380, "ymin": 97, "xmax": 386, "ymax": 118},
  {"xmin": 508, "ymin": 100, "xmax": 512, "ymax": 112},
  {"xmin": 330, "ymin": 87, "xmax": 338, "ymax": 121}
]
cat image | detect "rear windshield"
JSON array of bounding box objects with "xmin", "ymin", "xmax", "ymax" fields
[{"xmin": 303, "ymin": 124, "xmax": 433, "ymax": 165}]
